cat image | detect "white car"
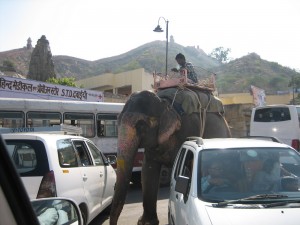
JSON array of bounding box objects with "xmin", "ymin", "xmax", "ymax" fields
[
  {"xmin": 169, "ymin": 137, "xmax": 300, "ymax": 225},
  {"xmin": 3, "ymin": 133, "xmax": 116, "ymax": 225}
]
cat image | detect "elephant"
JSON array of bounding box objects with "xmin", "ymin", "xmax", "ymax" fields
[{"xmin": 110, "ymin": 88, "xmax": 231, "ymax": 225}]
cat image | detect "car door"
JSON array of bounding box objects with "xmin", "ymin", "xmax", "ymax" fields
[
  {"xmin": 170, "ymin": 147, "xmax": 194, "ymax": 225},
  {"xmin": 73, "ymin": 140, "xmax": 104, "ymax": 218},
  {"xmin": 86, "ymin": 141, "xmax": 115, "ymax": 208}
]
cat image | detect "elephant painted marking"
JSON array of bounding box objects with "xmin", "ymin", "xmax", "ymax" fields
[{"xmin": 110, "ymin": 89, "xmax": 231, "ymax": 225}]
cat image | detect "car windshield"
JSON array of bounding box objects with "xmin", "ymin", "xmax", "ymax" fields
[{"xmin": 198, "ymin": 147, "xmax": 300, "ymax": 202}]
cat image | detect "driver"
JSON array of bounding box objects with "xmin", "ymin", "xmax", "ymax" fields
[{"xmin": 201, "ymin": 161, "xmax": 230, "ymax": 193}]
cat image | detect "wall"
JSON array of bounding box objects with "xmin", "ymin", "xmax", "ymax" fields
[{"xmin": 75, "ymin": 68, "xmax": 154, "ymax": 96}]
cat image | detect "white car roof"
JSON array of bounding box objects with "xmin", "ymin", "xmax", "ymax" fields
[
  {"xmin": 185, "ymin": 138, "xmax": 292, "ymax": 151},
  {"xmin": 2, "ymin": 133, "xmax": 85, "ymax": 142}
]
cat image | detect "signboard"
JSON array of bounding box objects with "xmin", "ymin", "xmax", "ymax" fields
[
  {"xmin": 250, "ymin": 85, "xmax": 266, "ymax": 107},
  {"xmin": 0, "ymin": 76, "xmax": 103, "ymax": 102}
]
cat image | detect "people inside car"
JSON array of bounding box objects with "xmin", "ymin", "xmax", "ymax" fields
[
  {"xmin": 252, "ymin": 159, "xmax": 281, "ymax": 191},
  {"xmin": 201, "ymin": 161, "xmax": 230, "ymax": 193}
]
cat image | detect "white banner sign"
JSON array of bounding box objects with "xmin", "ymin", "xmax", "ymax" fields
[
  {"xmin": 250, "ymin": 85, "xmax": 266, "ymax": 107},
  {"xmin": 0, "ymin": 76, "xmax": 103, "ymax": 102}
]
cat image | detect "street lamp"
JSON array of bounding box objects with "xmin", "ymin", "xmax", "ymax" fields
[{"xmin": 153, "ymin": 17, "xmax": 169, "ymax": 76}]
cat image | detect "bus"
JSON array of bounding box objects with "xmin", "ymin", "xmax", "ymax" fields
[{"xmin": 0, "ymin": 97, "xmax": 144, "ymax": 182}]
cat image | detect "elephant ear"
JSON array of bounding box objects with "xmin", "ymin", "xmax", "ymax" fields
[{"xmin": 158, "ymin": 103, "xmax": 181, "ymax": 145}]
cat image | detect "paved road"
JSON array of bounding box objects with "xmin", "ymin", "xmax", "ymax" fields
[{"xmin": 90, "ymin": 185, "xmax": 169, "ymax": 225}]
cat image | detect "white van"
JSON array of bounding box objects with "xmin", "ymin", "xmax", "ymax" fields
[{"xmin": 250, "ymin": 105, "xmax": 300, "ymax": 151}]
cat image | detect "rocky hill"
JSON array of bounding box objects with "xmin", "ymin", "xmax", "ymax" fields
[
  {"xmin": 1, "ymin": 41, "xmax": 299, "ymax": 94},
  {"xmin": 212, "ymin": 53, "xmax": 299, "ymax": 94}
]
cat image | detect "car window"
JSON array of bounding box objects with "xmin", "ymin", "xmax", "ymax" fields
[
  {"xmin": 181, "ymin": 150, "xmax": 194, "ymax": 179},
  {"xmin": 5, "ymin": 139, "xmax": 49, "ymax": 176},
  {"xmin": 173, "ymin": 148, "xmax": 186, "ymax": 180},
  {"xmin": 254, "ymin": 107, "xmax": 291, "ymax": 122},
  {"xmin": 57, "ymin": 139, "xmax": 78, "ymax": 167},
  {"xmin": 199, "ymin": 147, "xmax": 300, "ymax": 201},
  {"xmin": 86, "ymin": 141, "xmax": 104, "ymax": 166},
  {"xmin": 73, "ymin": 140, "xmax": 92, "ymax": 167}
]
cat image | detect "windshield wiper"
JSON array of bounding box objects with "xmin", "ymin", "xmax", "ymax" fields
[
  {"xmin": 212, "ymin": 194, "xmax": 289, "ymax": 207},
  {"xmin": 263, "ymin": 199, "xmax": 300, "ymax": 208}
]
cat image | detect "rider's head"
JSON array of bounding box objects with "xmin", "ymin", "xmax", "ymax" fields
[{"xmin": 175, "ymin": 53, "xmax": 186, "ymax": 66}]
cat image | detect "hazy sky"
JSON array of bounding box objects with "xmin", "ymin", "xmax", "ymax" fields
[{"xmin": 1, "ymin": 0, "xmax": 300, "ymax": 70}]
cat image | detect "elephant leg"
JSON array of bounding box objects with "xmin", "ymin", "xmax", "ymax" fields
[{"xmin": 138, "ymin": 154, "xmax": 161, "ymax": 225}]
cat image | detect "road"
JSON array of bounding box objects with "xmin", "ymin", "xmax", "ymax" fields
[{"xmin": 90, "ymin": 185, "xmax": 169, "ymax": 225}]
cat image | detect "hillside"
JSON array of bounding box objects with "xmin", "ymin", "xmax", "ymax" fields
[
  {"xmin": 53, "ymin": 41, "xmax": 220, "ymax": 79},
  {"xmin": 212, "ymin": 53, "xmax": 299, "ymax": 94},
  {"xmin": 0, "ymin": 48, "xmax": 33, "ymax": 75},
  {"xmin": 1, "ymin": 41, "xmax": 299, "ymax": 94}
]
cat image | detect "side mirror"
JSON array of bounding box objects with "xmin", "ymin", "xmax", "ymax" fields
[
  {"xmin": 175, "ymin": 175, "xmax": 190, "ymax": 196},
  {"xmin": 31, "ymin": 198, "xmax": 83, "ymax": 225},
  {"xmin": 106, "ymin": 155, "xmax": 117, "ymax": 165}
]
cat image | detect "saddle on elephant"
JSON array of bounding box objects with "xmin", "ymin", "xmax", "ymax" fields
[
  {"xmin": 154, "ymin": 69, "xmax": 223, "ymax": 117},
  {"xmin": 153, "ymin": 68, "xmax": 217, "ymax": 92},
  {"xmin": 157, "ymin": 87, "xmax": 224, "ymax": 116}
]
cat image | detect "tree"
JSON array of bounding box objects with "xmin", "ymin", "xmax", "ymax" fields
[
  {"xmin": 2, "ymin": 60, "xmax": 16, "ymax": 72},
  {"xmin": 289, "ymin": 75, "xmax": 300, "ymax": 104},
  {"xmin": 209, "ymin": 47, "xmax": 231, "ymax": 63},
  {"xmin": 46, "ymin": 77, "xmax": 78, "ymax": 87}
]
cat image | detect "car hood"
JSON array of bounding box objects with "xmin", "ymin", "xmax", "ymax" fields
[{"xmin": 205, "ymin": 205, "xmax": 300, "ymax": 225}]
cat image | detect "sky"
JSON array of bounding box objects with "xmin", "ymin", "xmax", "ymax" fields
[{"xmin": 1, "ymin": 0, "xmax": 300, "ymax": 71}]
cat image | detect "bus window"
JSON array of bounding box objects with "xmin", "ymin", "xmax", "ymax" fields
[
  {"xmin": 0, "ymin": 111, "xmax": 25, "ymax": 128},
  {"xmin": 97, "ymin": 114, "xmax": 118, "ymax": 137},
  {"xmin": 27, "ymin": 112, "xmax": 61, "ymax": 127},
  {"xmin": 64, "ymin": 113, "xmax": 95, "ymax": 138}
]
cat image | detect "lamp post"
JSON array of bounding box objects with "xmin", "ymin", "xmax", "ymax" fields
[{"xmin": 153, "ymin": 17, "xmax": 169, "ymax": 76}]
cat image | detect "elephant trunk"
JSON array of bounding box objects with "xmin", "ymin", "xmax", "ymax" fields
[{"xmin": 110, "ymin": 113, "xmax": 143, "ymax": 225}]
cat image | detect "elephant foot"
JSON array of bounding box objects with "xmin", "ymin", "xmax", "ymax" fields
[{"xmin": 137, "ymin": 216, "xmax": 159, "ymax": 225}]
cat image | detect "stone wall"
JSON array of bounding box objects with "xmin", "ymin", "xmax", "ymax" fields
[{"xmin": 224, "ymin": 103, "xmax": 253, "ymax": 137}]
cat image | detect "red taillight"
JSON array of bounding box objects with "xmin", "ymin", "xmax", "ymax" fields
[
  {"xmin": 37, "ymin": 170, "xmax": 57, "ymax": 198},
  {"xmin": 291, "ymin": 139, "xmax": 300, "ymax": 151}
]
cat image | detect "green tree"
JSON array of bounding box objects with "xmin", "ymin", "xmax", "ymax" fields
[
  {"xmin": 209, "ymin": 47, "xmax": 231, "ymax": 63},
  {"xmin": 2, "ymin": 60, "xmax": 16, "ymax": 72},
  {"xmin": 46, "ymin": 77, "xmax": 78, "ymax": 87},
  {"xmin": 289, "ymin": 75, "xmax": 300, "ymax": 104}
]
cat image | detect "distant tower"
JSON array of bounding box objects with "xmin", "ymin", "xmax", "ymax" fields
[
  {"xmin": 28, "ymin": 35, "xmax": 56, "ymax": 81},
  {"xmin": 170, "ymin": 35, "xmax": 175, "ymax": 44},
  {"xmin": 27, "ymin": 38, "xmax": 32, "ymax": 49}
]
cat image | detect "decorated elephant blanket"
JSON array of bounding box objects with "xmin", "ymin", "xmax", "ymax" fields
[{"xmin": 157, "ymin": 87, "xmax": 224, "ymax": 115}]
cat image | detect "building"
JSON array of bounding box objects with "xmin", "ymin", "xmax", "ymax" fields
[{"xmin": 75, "ymin": 68, "xmax": 153, "ymax": 102}]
